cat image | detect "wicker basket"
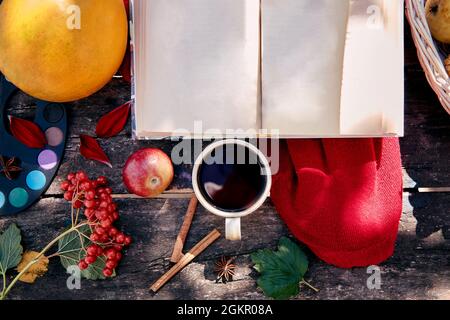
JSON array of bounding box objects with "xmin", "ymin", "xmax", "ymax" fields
[{"xmin": 406, "ymin": 0, "xmax": 450, "ymax": 114}]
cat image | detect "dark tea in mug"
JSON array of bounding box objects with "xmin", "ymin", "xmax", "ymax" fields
[{"xmin": 197, "ymin": 143, "xmax": 268, "ymax": 212}]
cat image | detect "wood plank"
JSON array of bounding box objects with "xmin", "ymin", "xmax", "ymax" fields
[
  {"xmin": 1, "ymin": 193, "xmax": 448, "ymax": 300},
  {"xmin": 9, "ymin": 91, "xmax": 450, "ymax": 194},
  {"xmin": 1, "ymin": 5, "xmax": 449, "ymax": 301},
  {"xmin": 402, "ymin": 26, "xmax": 450, "ymax": 188},
  {"xmin": 6, "ymin": 26, "xmax": 450, "ymax": 193}
]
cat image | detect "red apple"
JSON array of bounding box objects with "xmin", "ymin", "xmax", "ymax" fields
[{"xmin": 123, "ymin": 148, "xmax": 174, "ymax": 197}]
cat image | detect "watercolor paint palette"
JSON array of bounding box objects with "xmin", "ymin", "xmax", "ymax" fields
[{"xmin": 0, "ymin": 74, "xmax": 67, "ymax": 216}]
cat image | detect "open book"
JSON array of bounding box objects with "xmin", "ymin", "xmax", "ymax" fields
[{"xmin": 131, "ymin": 0, "xmax": 404, "ymax": 138}]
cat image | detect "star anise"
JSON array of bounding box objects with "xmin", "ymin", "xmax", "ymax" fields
[
  {"xmin": 0, "ymin": 155, "xmax": 22, "ymax": 180},
  {"xmin": 215, "ymin": 256, "xmax": 236, "ymax": 283}
]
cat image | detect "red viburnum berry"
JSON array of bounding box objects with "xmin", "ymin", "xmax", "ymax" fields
[
  {"xmin": 85, "ymin": 255, "xmax": 97, "ymax": 264},
  {"xmin": 61, "ymin": 181, "xmax": 70, "ymax": 191},
  {"xmin": 106, "ymin": 260, "xmax": 117, "ymax": 270},
  {"xmin": 105, "ymin": 248, "xmax": 116, "ymax": 260},
  {"xmin": 124, "ymin": 236, "xmax": 132, "ymax": 246},
  {"xmin": 103, "ymin": 268, "xmax": 113, "ymax": 277},
  {"xmin": 78, "ymin": 260, "xmax": 89, "ymax": 270}
]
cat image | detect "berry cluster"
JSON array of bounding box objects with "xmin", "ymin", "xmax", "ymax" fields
[{"xmin": 61, "ymin": 171, "xmax": 132, "ymax": 277}]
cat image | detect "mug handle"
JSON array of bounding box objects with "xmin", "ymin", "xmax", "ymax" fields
[{"xmin": 225, "ymin": 218, "xmax": 241, "ymax": 241}]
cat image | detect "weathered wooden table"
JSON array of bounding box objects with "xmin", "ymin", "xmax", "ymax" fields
[{"xmin": 1, "ymin": 26, "xmax": 449, "ymax": 300}]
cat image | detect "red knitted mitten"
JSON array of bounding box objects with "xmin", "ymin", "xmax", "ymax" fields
[{"xmin": 271, "ymin": 138, "xmax": 403, "ymax": 268}]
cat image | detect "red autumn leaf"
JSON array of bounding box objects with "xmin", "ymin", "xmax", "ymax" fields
[
  {"xmin": 123, "ymin": 0, "xmax": 130, "ymax": 17},
  {"xmin": 95, "ymin": 101, "xmax": 131, "ymax": 138},
  {"xmin": 119, "ymin": 48, "xmax": 131, "ymax": 83},
  {"xmin": 79, "ymin": 134, "xmax": 112, "ymax": 168},
  {"xmin": 9, "ymin": 116, "xmax": 47, "ymax": 148},
  {"xmin": 119, "ymin": 0, "xmax": 131, "ymax": 83}
]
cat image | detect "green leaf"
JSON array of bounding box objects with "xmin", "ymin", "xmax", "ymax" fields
[
  {"xmin": 58, "ymin": 225, "xmax": 115, "ymax": 280},
  {"xmin": 0, "ymin": 224, "xmax": 23, "ymax": 272},
  {"xmin": 251, "ymin": 237, "xmax": 308, "ymax": 300}
]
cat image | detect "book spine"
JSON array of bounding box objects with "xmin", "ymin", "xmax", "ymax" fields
[{"xmin": 129, "ymin": 0, "xmax": 138, "ymax": 140}]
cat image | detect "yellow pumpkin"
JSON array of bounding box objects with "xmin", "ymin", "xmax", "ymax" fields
[{"xmin": 0, "ymin": 0, "xmax": 128, "ymax": 102}]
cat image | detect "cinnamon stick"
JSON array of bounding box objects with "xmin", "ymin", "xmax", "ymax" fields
[
  {"xmin": 150, "ymin": 229, "xmax": 221, "ymax": 293},
  {"xmin": 170, "ymin": 195, "xmax": 198, "ymax": 263}
]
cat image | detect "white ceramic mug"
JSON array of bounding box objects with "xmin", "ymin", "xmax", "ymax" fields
[{"xmin": 192, "ymin": 139, "xmax": 272, "ymax": 241}]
